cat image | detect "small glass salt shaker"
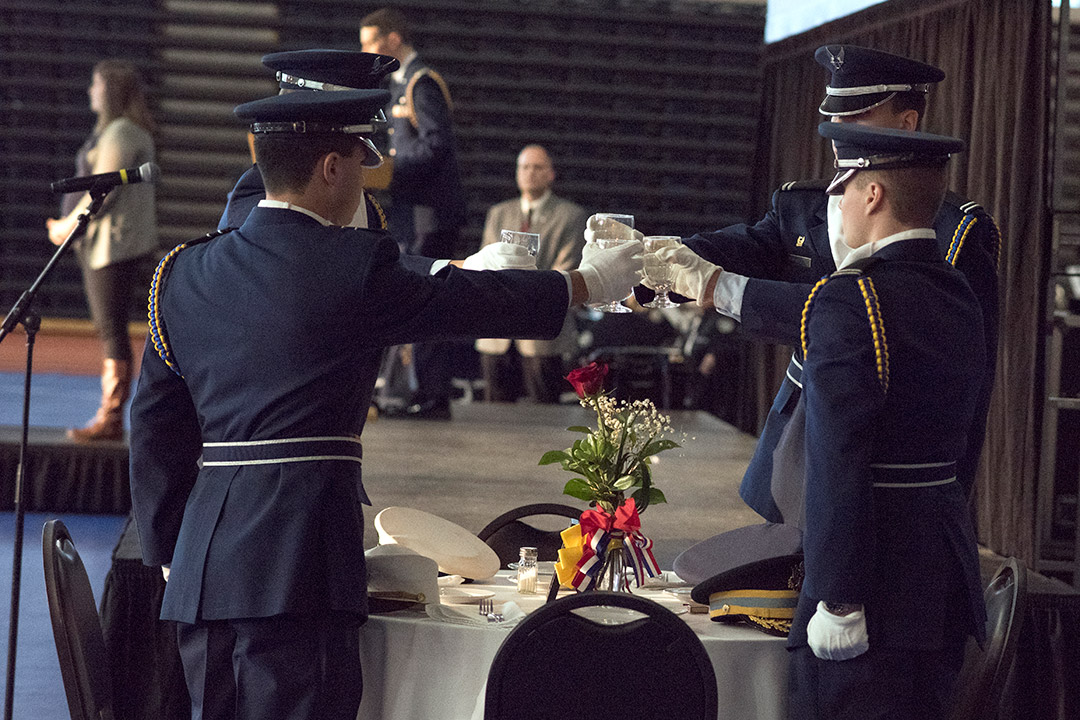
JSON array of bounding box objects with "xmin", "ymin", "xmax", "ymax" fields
[{"xmin": 516, "ymin": 546, "xmax": 538, "ymax": 593}]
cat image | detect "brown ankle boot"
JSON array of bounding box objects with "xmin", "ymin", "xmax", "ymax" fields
[{"xmin": 68, "ymin": 359, "xmax": 131, "ymax": 442}]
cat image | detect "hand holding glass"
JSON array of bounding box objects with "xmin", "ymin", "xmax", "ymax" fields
[
  {"xmin": 499, "ymin": 229, "xmax": 539, "ymax": 257},
  {"xmin": 642, "ymin": 236, "xmax": 682, "ymax": 308},
  {"xmin": 588, "ymin": 214, "xmax": 635, "ymax": 313}
]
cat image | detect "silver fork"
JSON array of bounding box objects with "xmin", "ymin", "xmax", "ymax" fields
[{"xmin": 478, "ymin": 598, "xmax": 503, "ymax": 622}]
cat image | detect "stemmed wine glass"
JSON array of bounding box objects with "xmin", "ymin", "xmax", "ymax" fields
[
  {"xmin": 642, "ymin": 236, "xmax": 682, "ymax": 308},
  {"xmin": 588, "ymin": 213, "xmax": 635, "ymax": 313},
  {"xmin": 499, "ymin": 229, "xmax": 539, "ymax": 257}
]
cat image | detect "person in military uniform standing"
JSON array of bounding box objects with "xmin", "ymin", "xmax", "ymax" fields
[
  {"xmin": 635, "ymin": 45, "xmax": 999, "ymax": 524},
  {"xmin": 792, "ymin": 122, "xmax": 985, "ymax": 719},
  {"xmin": 477, "ymin": 144, "xmax": 588, "ymax": 403},
  {"xmin": 360, "ymin": 8, "xmax": 467, "ymax": 419},
  {"xmin": 128, "ymin": 89, "xmax": 643, "ymax": 720}
]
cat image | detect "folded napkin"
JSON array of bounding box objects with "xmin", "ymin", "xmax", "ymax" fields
[{"xmin": 426, "ymin": 601, "xmax": 525, "ymax": 629}]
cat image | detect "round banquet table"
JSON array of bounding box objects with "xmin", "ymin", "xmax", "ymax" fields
[{"xmin": 357, "ymin": 571, "xmax": 789, "ymax": 720}]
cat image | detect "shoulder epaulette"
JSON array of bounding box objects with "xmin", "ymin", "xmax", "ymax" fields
[
  {"xmin": 779, "ymin": 179, "xmax": 830, "ymax": 192},
  {"xmin": 403, "ymin": 68, "xmax": 453, "ymax": 130},
  {"xmin": 943, "ymin": 192, "xmax": 1001, "ymax": 270},
  {"xmin": 365, "ymin": 190, "xmax": 388, "ymax": 230},
  {"xmin": 801, "ymin": 258, "xmax": 889, "ymax": 393},
  {"xmin": 147, "ymin": 227, "xmax": 234, "ymax": 377}
]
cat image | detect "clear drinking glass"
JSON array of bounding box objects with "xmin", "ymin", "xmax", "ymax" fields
[
  {"xmin": 642, "ymin": 236, "xmax": 682, "ymax": 308},
  {"xmin": 500, "ymin": 229, "xmax": 540, "ymax": 257},
  {"xmin": 588, "ymin": 213, "xmax": 635, "ymax": 313}
]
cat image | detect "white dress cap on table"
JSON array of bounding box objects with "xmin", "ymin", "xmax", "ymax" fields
[
  {"xmin": 374, "ymin": 506, "xmax": 501, "ymax": 581},
  {"xmin": 365, "ymin": 543, "xmax": 440, "ymax": 604}
]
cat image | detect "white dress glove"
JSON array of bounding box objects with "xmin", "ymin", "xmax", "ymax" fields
[
  {"xmin": 576, "ymin": 240, "xmax": 645, "ymax": 305},
  {"xmin": 583, "ymin": 214, "xmax": 644, "ymax": 246},
  {"xmin": 806, "ymin": 601, "xmax": 869, "ymax": 661},
  {"xmin": 654, "ymin": 245, "xmax": 723, "ymax": 305},
  {"xmin": 461, "ymin": 242, "xmax": 538, "ymax": 271}
]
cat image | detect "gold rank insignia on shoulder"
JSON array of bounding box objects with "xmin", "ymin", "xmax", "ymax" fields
[
  {"xmin": 391, "ymin": 103, "xmax": 408, "ymax": 118},
  {"xmin": 796, "ymin": 235, "xmax": 806, "ymax": 247}
]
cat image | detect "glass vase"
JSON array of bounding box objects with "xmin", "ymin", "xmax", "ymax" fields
[{"xmin": 594, "ymin": 530, "xmax": 632, "ymax": 592}]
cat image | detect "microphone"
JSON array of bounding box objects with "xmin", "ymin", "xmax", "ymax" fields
[{"xmin": 51, "ymin": 162, "xmax": 160, "ymax": 194}]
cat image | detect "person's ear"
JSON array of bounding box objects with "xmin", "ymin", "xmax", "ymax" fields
[
  {"xmin": 897, "ymin": 109, "xmax": 919, "ymax": 131},
  {"xmin": 865, "ymin": 181, "xmax": 885, "ymax": 215},
  {"xmin": 320, "ymin": 152, "xmax": 342, "ymax": 187}
]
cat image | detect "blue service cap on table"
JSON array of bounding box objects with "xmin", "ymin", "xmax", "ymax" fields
[
  {"xmin": 690, "ymin": 553, "xmax": 804, "ymax": 637},
  {"xmin": 815, "ymin": 44, "xmax": 945, "ymax": 117},
  {"xmin": 818, "ymin": 122, "xmax": 964, "ymax": 194},
  {"xmin": 234, "ymin": 89, "xmax": 391, "ymax": 167},
  {"xmin": 673, "ymin": 522, "xmax": 802, "ymax": 585},
  {"xmin": 262, "ymin": 49, "xmax": 399, "ymax": 91}
]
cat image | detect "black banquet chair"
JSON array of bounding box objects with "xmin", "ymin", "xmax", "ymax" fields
[
  {"xmin": 949, "ymin": 557, "xmax": 1027, "ymax": 720},
  {"xmin": 477, "ymin": 503, "xmax": 581, "ymax": 567},
  {"xmin": 485, "ymin": 591, "xmax": 717, "ymax": 720},
  {"xmin": 42, "ymin": 519, "xmax": 115, "ymax": 720}
]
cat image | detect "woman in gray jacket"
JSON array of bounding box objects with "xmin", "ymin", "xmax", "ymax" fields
[{"xmin": 47, "ymin": 59, "xmax": 158, "ymax": 441}]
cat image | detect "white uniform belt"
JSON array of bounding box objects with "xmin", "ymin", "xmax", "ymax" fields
[
  {"xmin": 202, "ymin": 436, "xmax": 363, "ymax": 467},
  {"xmin": 869, "ymin": 461, "xmax": 956, "ymax": 488}
]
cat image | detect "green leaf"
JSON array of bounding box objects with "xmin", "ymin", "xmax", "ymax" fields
[
  {"xmin": 563, "ymin": 478, "xmax": 594, "ymax": 502},
  {"xmin": 538, "ymin": 450, "xmax": 571, "ymax": 465},
  {"xmin": 631, "ymin": 486, "xmax": 667, "ymax": 511},
  {"xmin": 641, "ymin": 438, "xmax": 680, "ymax": 456},
  {"xmin": 613, "ymin": 474, "xmax": 635, "ymax": 490},
  {"xmin": 566, "ymin": 426, "xmax": 592, "ymax": 434}
]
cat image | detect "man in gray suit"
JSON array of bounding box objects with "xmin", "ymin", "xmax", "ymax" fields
[{"xmin": 477, "ymin": 145, "xmax": 588, "ymax": 403}]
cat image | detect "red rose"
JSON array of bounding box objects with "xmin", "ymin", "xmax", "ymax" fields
[{"xmin": 566, "ymin": 362, "xmax": 608, "ymax": 398}]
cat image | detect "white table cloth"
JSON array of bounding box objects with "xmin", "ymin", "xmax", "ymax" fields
[{"xmin": 357, "ymin": 572, "xmax": 789, "ymax": 720}]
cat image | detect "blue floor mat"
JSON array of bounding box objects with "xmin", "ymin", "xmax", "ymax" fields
[{"xmin": 0, "ymin": 372, "xmax": 111, "ymax": 429}]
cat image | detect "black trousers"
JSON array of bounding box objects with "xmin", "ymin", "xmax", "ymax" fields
[
  {"xmin": 79, "ymin": 255, "xmax": 146, "ymax": 362},
  {"xmin": 787, "ymin": 640, "xmax": 966, "ymax": 720},
  {"xmin": 481, "ymin": 348, "xmax": 565, "ymax": 404},
  {"xmin": 176, "ymin": 613, "xmax": 363, "ymax": 720}
]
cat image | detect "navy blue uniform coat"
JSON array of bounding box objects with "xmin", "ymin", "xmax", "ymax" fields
[
  {"xmin": 788, "ymin": 237, "xmax": 986, "ymax": 651},
  {"xmin": 683, "ymin": 182, "xmax": 999, "ymax": 521},
  {"xmin": 129, "ymin": 206, "xmax": 567, "ymax": 624},
  {"xmin": 386, "ymin": 56, "xmax": 466, "ymax": 257}
]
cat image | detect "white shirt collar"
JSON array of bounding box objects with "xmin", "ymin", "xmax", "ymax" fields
[
  {"xmin": 391, "ymin": 52, "xmax": 418, "ymax": 84},
  {"xmin": 826, "ymin": 194, "xmax": 851, "ymax": 269},
  {"xmin": 520, "ymin": 190, "xmax": 551, "ymax": 214},
  {"xmin": 837, "ymin": 227, "xmax": 936, "ymax": 269},
  {"xmin": 257, "ymin": 199, "xmax": 335, "ymax": 227}
]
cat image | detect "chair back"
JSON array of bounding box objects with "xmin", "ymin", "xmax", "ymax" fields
[
  {"xmin": 477, "ymin": 503, "xmax": 581, "ymax": 567},
  {"xmin": 949, "ymin": 557, "xmax": 1027, "ymax": 720},
  {"xmin": 485, "ymin": 591, "xmax": 717, "ymax": 720},
  {"xmin": 42, "ymin": 519, "xmax": 115, "ymax": 720}
]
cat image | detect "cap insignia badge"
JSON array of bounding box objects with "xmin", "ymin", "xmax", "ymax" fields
[{"xmin": 828, "ymin": 47, "xmax": 845, "ymax": 71}]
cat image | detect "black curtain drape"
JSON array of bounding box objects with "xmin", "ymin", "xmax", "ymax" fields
[{"xmin": 751, "ymin": 0, "xmax": 1051, "ymax": 566}]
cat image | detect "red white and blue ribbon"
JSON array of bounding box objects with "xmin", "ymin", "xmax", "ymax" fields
[{"xmin": 558, "ymin": 499, "xmax": 661, "ymax": 590}]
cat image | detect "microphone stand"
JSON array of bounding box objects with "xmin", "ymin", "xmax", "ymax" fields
[{"xmin": 0, "ymin": 186, "xmax": 109, "ymax": 720}]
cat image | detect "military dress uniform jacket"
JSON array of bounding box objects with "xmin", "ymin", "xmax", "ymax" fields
[
  {"xmin": 386, "ymin": 55, "xmax": 466, "ymax": 256},
  {"xmin": 789, "ymin": 237, "xmax": 987, "ymax": 651},
  {"xmin": 129, "ymin": 206, "xmax": 567, "ymax": 624},
  {"xmin": 216, "ymin": 164, "xmax": 436, "ymax": 276},
  {"xmin": 476, "ymin": 193, "xmax": 587, "ymax": 358},
  {"xmin": 683, "ymin": 182, "xmax": 999, "ymax": 521}
]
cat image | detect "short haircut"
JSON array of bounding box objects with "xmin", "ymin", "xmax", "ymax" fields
[
  {"xmin": 360, "ymin": 8, "xmax": 411, "ymax": 43},
  {"xmin": 254, "ymin": 133, "xmax": 364, "ymax": 193},
  {"xmin": 854, "ymin": 165, "xmax": 948, "ymax": 227},
  {"xmin": 888, "ymin": 91, "xmax": 927, "ymax": 126}
]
